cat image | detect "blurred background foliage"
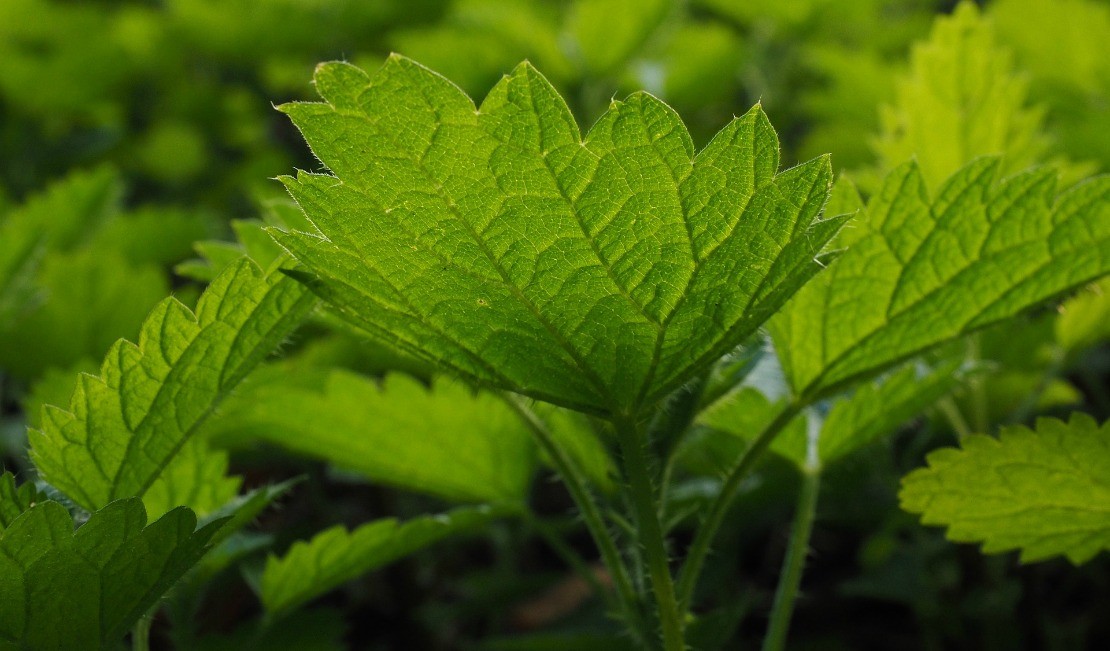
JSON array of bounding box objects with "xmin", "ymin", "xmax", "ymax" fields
[{"xmin": 2, "ymin": 0, "xmax": 1109, "ymax": 649}]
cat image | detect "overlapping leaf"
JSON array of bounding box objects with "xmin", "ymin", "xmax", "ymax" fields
[
  {"xmin": 208, "ymin": 371, "xmax": 537, "ymax": 504},
  {"xmin": 0, "ymin": 472, "xmax": 44, "ymax": 531},
  {"xmin": 0, "ymin": 499, "xmax": 225, "ymax": 650},
  {"xmin": 701, "ymin": 361, "xmax": 961, "ymax": 468},
  {"xmin": 272, "ymin": 56, "xmax": 843, "ymax": 416},
  {"xmin": 901, "ymin": 414, "xmax": 1110, "ymax": 564},
  {"xmin": 772, "ymin": 158, "xmax": 1110, "ymax": 399},
  {"xmin": 30, "ymin": 258, "xmax": 316, "ymax": 512},
  {"xmin": 262, "ymin": 505, "xmax": 504, "ymax": 617}
]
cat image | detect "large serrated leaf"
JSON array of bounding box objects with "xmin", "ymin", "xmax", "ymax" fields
[
  {"xmin": 29, "ymin": 258, "xmax": 316, "ymax": 512},
  {"xmin": 900, "ymin": 414, "xmax": 1110, "ymax": 564},
  {"xmin": 772, "ymin": 158, "xmax": 1110, "ymax": 399},
  {"xmin": 272, "ymin": 56, "xmax": 843, "ymax": 416}
]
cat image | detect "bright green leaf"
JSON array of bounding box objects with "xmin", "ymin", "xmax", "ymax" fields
[
  {"xmin": 30, "ymin": 258, "xmax": 316, "ymax": 512},
  {"xmin": 261, "ymin": 505, "xmax": 505, "ymax": 617},
  {"xmin": 874, "ymin": 2, "xmax": 1050, "ymax": 188},
  {"xmin": 771, "ymin": 158, "xmax": 1110, "ymax": 399},
  {"xmin": 0, "ymin": 498, "xmax": 225, "ymax": 650},
  {"xmin": 569, "ymin": 0, "xmax": 671, "ymax": 75},
  {"xmin": 900, "ymin": 414, "xmax": 1110, "ymax": 564},
  {"xmin": 273, "ymin": 56, "xmax": 842, "ymax": 416},
  {"xmin": 207, "ymin": 371, "xmax": 537, "ymax": 504}
]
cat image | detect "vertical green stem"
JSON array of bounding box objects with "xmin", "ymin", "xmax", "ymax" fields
[
  {"xmin": 614, "ymin": 414, "xmax": 685, "ymax": 651},
  {"xmin": 762, "ymin": 464, "xmax": 821, "ymax": 651},
  {"xmin": 132, "ymin": 610, "xmax": 154, "ymax": 651},
  {"xmin": 676, "ymin": 402, "xmax": 802, "ymax": 610},
  {"xmin": 503, "ymin": 396, "xmax": 649, "ymax": 644}
]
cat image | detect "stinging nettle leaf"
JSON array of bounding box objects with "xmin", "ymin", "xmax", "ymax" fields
[
  {"xmin": 207, "ymin": 370, "xmax": 538, "ymax": 504},
  {"xmin": 900, "ymin": 414, "xmax": 1110, "ymax": 564},
  {"xmin": 0, "ymin": 498, "xmax": 226, "ymax": 650},
  {"xmin": 272, "ymin": 56, "xmax": 844, "ymax": 416},
  {"xmin": 261, "ymin": 505, "xmax": 505, "ymax": 617},
  {"xmin": 771, "ymin": 157, "xmax": 1110, "ymax": 400},
  {"xmin": 29, "ymin": 257, "xmax": 316, "ymax": 513}
]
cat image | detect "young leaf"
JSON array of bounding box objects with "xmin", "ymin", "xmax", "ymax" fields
[
  {"xmin": 29, "ymin": 258, "xmax": 316, "ymax": 513},
  {"xmin": 771, "ymin": 158, "xmax": 1110, "ymax": 400},
  {"xmin": 0, "ymin": 167, "xmax": 120, "ymax": 330},
  {"xmin": 207, "ymin": 371, "xmax": 537, "ymax": 504},
  {"xmin": 0, "ymin": 498, "xmax": 225, "ymax": 649},
  {"xmin": 900, "ymin": 414, "xmax": 1110, "ymax": 564},
  {"xmin": 874, "ymin": 2, "xmax": 1050, "ymax": 188},
  {"xmin": 261, "ymin": 505, "xmax": 505, "ymax": 617},
  {"xmin": 273, "ymin": 56, "xmax": 842, "ymax": 416},
  {"xmin": 0, "ymin": 472, "xmax": 44, "ymax": 531}
]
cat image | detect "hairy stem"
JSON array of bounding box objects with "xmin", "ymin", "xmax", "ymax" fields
[
  {"xmin": 762, "ymin": 464, "xmax": 821, "ymax": 651},
  {"xmin": 503, "ymin": 395, "xmax": 648, "ymax": 643},
  {"xmin": 676, "ymin": 401, "xmax": 802, "ymax": 611},
  {"xmin": 614, "ymin": 414, "xmax": 685, "ymax": 651}
]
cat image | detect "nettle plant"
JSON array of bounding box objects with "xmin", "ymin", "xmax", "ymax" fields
[{"xmin": 4, "ymin": 55, "xmax": 1110, "ymax": 650}]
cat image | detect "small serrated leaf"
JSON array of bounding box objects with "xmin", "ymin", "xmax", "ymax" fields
[{"xmin": 900, "ymin": 414, "xmax": 1110, "ymax": 564}]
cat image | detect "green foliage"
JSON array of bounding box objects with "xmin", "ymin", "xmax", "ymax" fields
[
  {"xmin": 874, "ymin": 3, "xmax": 1049, "ymax": 187},
  {"xmin": 273, "ymin": 56, "xmax": 843, "ymax": 416},
  {"xmin": 901, "ymin": 414, "xmax": 1110, "ymax": 564},
  {"xmin": 3, "ymin": 3, "xmax": 1110, "ymax": 649},
  {"xmin": 0, "ymin": 498, "xmax": 225, "ymax": 651},
  {"xmin": 771, "ymin": 158, "xmax": 1110, "ymax": 399},
  {"xmin": 29, "ymin": 258, "xmax": 315, "ymax": 514},
  {"xmin": 0, "ymin": 472, "xmax": 44, "ymax": 530},
  {"xmin": 211, "ymin": 371, "xmax": 536, "ymax": 504},
  {"xmin": 703, "ymin": 361, "xmax": 961, "ymax": 468},
  {"xmin": 262, "ymin": 505, "xmax": 504, "ymax": 617}
]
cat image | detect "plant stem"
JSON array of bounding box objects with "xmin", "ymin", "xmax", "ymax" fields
[
  {"xmin": 503, "ymin": 395, "xmax": 648, "ymax": 643},
  {"xmin": 132, "ymin": 610, "xmax": 154, "ymax": 651},
  {"xmin": 762, "ymin": 464, "xmax": 821, "ymax": 651},
  {"xmin": 676, "ymin": 401, "xmax": 802, "ymax": 611},
  {"xmin": 614, "ymin": 414, "xmax": 685, "ymax": 651},
  {"xmin": 936, "ymin": 397, "xmax": 974, "ymax": 440}
]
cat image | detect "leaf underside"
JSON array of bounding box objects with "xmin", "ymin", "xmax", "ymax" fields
[
  {"xmin": 772, "ymin": 157, "xmax": 1110, "ymax": 399},
  {"xmin": 901, "ymin": 414, "xmax": 1110, "ymax": 564},
  {"xmin": 273, "ymin": 55, "xmax": 844, "ymax": 416}
]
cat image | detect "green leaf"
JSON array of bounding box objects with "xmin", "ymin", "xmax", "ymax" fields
[
  {"xmin": 900, "ymin": 414, "xmax": 1110, "ymax": 564},
  {"xmin": 0, "ymin": 472, "xmax": 45, "ymax": 532},
  {"xmin": 0, "ymin": 249, "xmax": 168, "ymax": 380},
  {"xmin": 142, "ymin": 439, "xmax": 242, "ymax": 520},
  {"xmin": 261, "ymin": 505, "xmax": 505, "ymax": 617},
  {"xmin": 0, "ymin": 167, "xmax": 120, "ymax": 331},
  {"xmin": 0, "ymin": 498, "xmax": 225, "ymax": 650},
  {"xmin": 273, "ymin": 56, "xmax": 842, "ymax": 416},
  {"xmin": 207, "ymin": 370, "xmax": 537, "ymax": 504},
  {"xmin": 874, "ymin": 3, "xmax": 1051, "ymax": 188},
  {"xmin": 771, "ymin": 158, "xmax": 1110, "ymax": 399},
  {"xmin": 808, "ymin": 362, "xmax": 961, "ymax": 465},
  {"xmin": 569, "ymin": 0, "xmax": 671, "ymax": 75},
  {"xmin": 1055, "ymin": 278, "xmax": 1110, "ymax": 353},
  {"xmin": 29, "ymin": 258, "xmax": 316, "ymax": 513},
  {"xmin": 700, "ymin": 361, "xmax": 959, "ymax": 468}
]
